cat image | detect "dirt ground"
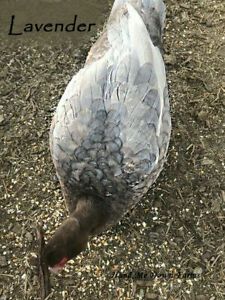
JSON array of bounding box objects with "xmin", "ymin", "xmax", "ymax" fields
[{"xmin": 0, "ymin": 0, "xmax": 225, "ymax": 299}]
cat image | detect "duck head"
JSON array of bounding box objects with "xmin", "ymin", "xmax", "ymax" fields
[
  {"xmin": 44, "ymin": 217, "xmax": 88, "ymax": 273},
  {"xmin": 44, "ymin": 195, "xmax": 111, "ymax": 272}
]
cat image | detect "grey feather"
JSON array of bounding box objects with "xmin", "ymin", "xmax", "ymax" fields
[{"xmin": 50, "ymin": 0, "xmax": 171, "ymax": 223}]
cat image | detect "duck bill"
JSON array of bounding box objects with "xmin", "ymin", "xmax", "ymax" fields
[{"xmin": 49, "ymin": 257, "xmax": 68, "ymax": 274}]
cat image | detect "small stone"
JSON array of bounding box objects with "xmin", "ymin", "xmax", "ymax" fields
[
  {"xmin": 32, "ymin": 275, "xmax": 39, "ymax": 285},
  {"xmin": 201, "ymin": 158, "xmax": 214, "ymax": 166},
  {"xmin": 65, "ymin": 278, "xmax": 75, "ymax": 285},
  {"xmin": 212, "ymin": 198, "xmax": 221, "ymax": 212},
  {"xmin": 179, "ymin": 3, "xmax": 190, "ymax": 9},
  {"xmin": 221, "ymin": 191, "xmax": 225, "ymax": 202},
  {"xmin": 146, "ymin": 293, "xmax": 158, "ymax": 299},
  {"xmin": 197, "ymin": 111, "xmax": 208, "ymax": 122},
  {"xmin": 8, "ymin": 223, "xmax": 14, "ymax": 231},
  {"xmin": 28, "ymin": 255, "xmax": 38, "ymax": 267},
  {"xmin": 0, "ymin": 68, "xmax": 7, "ymax": 79},
  {"xmin": 12, "ymin": 224, "xmax": 21, "ymax": 234},
  {"xmin": 21, "ymin": 273, "xmax": 26, "ymax": 280},
  {"xmin": 202, "ymin": 252, "xmax": 212, "ymax": 262},
  {"xmin": 205, "ymin": 20, "xmax": 213, "ymax": 27},
  {"xmin": 0, "ymin": 115, "xmax": 5, "ymax": 125},
  {"xmin": 181, "ymin": 12, "xmax": 188, "ymax": 22},
  {"xmin": 139, "ymin": 289, "xmax": 145, "ymax": 298},
  {"xmin": 0, "ymin": 256, "xmax": 8, "ymax": 267},
  {"xmin": 0, "ymin": 83, "xmax": 11, "ymax": 96},
  {"xmin": 25, "ymin": 232, "xmax": 33, "ymax": 242},
  {"xmin": 193, "ymin": 267, "xmax": 203, "ymax": 275},
  {"xmin": 199, "ymin": 186, "xmax": 206, "ymax": 192},
  {"xmin": 164, "ymin": 54, "xmax": 177, "ymax": 65}
]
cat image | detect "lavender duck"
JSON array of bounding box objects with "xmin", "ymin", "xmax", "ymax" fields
[{"xmin": 44, "ymin": 0, "xmax": 171, "ymax": 272}]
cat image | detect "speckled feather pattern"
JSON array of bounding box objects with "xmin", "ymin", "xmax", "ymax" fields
[{"xmin": 50, "ymin": 0, "xmax": 171, "ymax": 225}]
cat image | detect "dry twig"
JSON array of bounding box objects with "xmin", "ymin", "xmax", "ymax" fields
[{"xmin": 36, "ymin": 224, "xmax": 51, "ymax": 300}]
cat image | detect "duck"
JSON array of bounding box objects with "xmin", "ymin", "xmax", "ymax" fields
[{"xmin": 44, "ymin": 0, "xmax": 171, "ymax": 273}]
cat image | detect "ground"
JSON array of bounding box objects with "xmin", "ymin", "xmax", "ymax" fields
[{"xmin": 0, "ymin": 0, "xmax": 225, "ymax": 299}]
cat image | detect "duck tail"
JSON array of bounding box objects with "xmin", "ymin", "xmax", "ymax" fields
[{"xmin": 111, "ymin": 0, "xmax": 166, "ymax": 49}]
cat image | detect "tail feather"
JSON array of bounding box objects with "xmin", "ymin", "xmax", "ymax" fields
[{"xmin": 111, "ymin": 0, "xmax": 166, "ymax": 49}]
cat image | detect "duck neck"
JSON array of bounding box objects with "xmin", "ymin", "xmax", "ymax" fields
[{"xmin": 71, "ymin": 195, "xmax": 110, "ymax": 235}]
